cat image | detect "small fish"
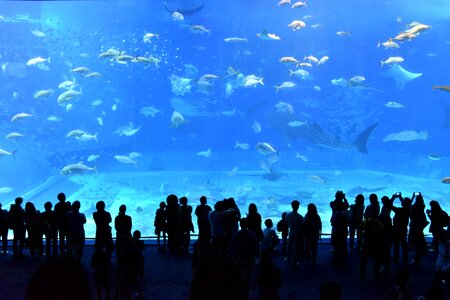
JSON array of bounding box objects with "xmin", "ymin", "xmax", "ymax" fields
[
  {"xmin": 224, "ymin": 37, "xmax": 248, "ymax": 43},
  {"xmin": 256, "ymin": 30, "xmax": 281, "ymax": 41},
  {"xmin": 97, "ymin": 117, "xmax": 103, "ymax": 126},
  {"xmin": 278, "ymin": 0, "xmax": 291, "ymax": 6},
  {"xmin": 313, "ymin": 85, "xmax": 321, "ymax": 92},
  {"xmin": 67, "ymin": 129, "xmax": 87, "ymax": 138},
  {"xmin": 336, "ymin": 31, "xmax": 352, "ymax": 37},
  {"xmin": 91, "ymin": 99, "xmax": 102, "ymax": 106},
  {"xmin": 378, "ymin": 38, "xmax": 399, "ymax": 49},
  {"xmin": 308, "ymin": 174, "xmax": 328, "ymax": 183},
  {"xmin": 280, "ymin": 56, "xmax": 299, "ymax": 64},
  {"xmin": 274, "ymin": 81, "xmax": 296, "ymax": 92},
  {"xmin": 5, "ymin": 132, "xmax": 24, "ymax": 140},
  {"xmin": 384, "ymin": 101, "xmax": 405, "ymax": 108},
  {"xmin": 252, "ymin": 121, "xmax": 262, "ymax": 133},
  {"xmin": 235, "ymin": 141, "xmax": 250, "ymax": 150},
  {"xmin": 57, "ymin": 89, "xmax": 81, "ymax": 104},
  {"xmin": 289, "ymin": 69, "xmax": 310, "ymax": 78},
  {"xmin": 189, "ymin": 25, "xmax": 210, "ymax": 35},
  {"xmin": 197, "ymin": 148, "xmax": 212, "ymax": 158},
  {"xmin": 291, "ymin": 1, "xmax": 307, "ymax": 8},
  {"xmin": 143, "ymin": 32, "xmax": 159, "ymax": 43},
  {"xmin": 0, "ymin": 187, "xmax": 13, "ymax": 194},
  {"xmin": 112, "ymin": 104, "xmax": 117, "ymax": 111},
  {"xmin": 71, "ymin": 66, "xmax": 90, "ymax": 73},
  {"xmin": 11, "ymin": 112, "xmax": 32, "ymax": 122},
  {"xmin": 27, "ymin": 56, "xmax": 50, "ymax": 66},
  {"xmin": 172, "ymin": 11, "xmax": 184, "ymax": 22},
  {"xmin": 432, "ymin": 86, "xmax": 450, "ymax": 92},
  {"xmin": 66, "ymin": 103, "xmax": 73, "ymax": 112},
  {"xmin": 228, "ymin": 166, "xmax": 238, "ymax": 177},
  {"xmin": 58, "ymin": 80, "xmax": 76, "ymax": 89},
  {"xmin": 275, "ymin": 101, "xmax": 294, "ymax": 114},
  {"xmin": 255, "ymin": 142, "xmax": 277, "ymax": 155},
  {"xmin": 87, "ymin": 154, "xmax": 100, "ymax": 162},
  {"xmin": 295, "ymin": 152, "xmax": 308, "ymax": 161},
  {"xmin": 428, "ymin": 154, "xmax": 441, "ymax": 161},
  {"xmin": 33, "ymin": 89, "xmax": 53, "ymax": 99},
  {"xmin": 288, "ymin": 120, "xmax": 307, "ymax": 127},
  {"xmin": 84, "ymin": 72, "xmax": 101, "ymax": 78},
  {"xmin": 288, "ymin": 20, "xmax": 306, "ymax": 30},
  {"xmin": 31, "ymin": 29, "xmax": 45, "ymax": 37},
  {"xmin": 441, "ymin": 176, "xmax": 450, "ymax": 184},
  {"xmin": 318, "ymin": 56, "xmax": 329, "ymax": 65},
  {"xmin": 76, "ymin": 133, "xmax": 98, "ymax": 142},
  {"xmin": 381, "ymin": 56, "xmax": 404, "ymax": 68},
  {"xmin": 47, "ymin": 116, "xmax": 61, "ymax": 122},
  {"xmin": 114, "ymin": 155, "xmax": 137, "ymax": 165}
]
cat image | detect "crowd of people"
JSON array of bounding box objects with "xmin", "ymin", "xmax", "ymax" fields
[{"xmin": 1, "ymin": 190, "xmax": 450, "ymax": 299}]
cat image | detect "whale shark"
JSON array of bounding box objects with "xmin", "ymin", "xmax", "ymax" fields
[{"xmin": 263, "ymin": 111, "xmax": 378, "ymax": 153}]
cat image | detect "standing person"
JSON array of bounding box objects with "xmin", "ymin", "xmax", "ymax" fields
[
  {"xmin": 261, "ymin": 219, "xmax": 279, "ymax": 256},
  {"xmin": 304, "ymin": 203, "xmax": 322, "ymax": 265},
  {"xmin": 246, "ymin": 203, "xmax": 264, "ymax": 242},
  {"xmin": 91, "ymin": 250, "xmax": 112, "ymax": 300},
  {"xmin": 360, "ymin": 208, "xmax": 384, "ymax": 280},
  {"xmin": 24, "ymin": 202, "xmax": 43, "ymax": 256},
  {"xmin": 165, "ymin": 194, "xmax": 181, "ymax": 253},
  {"xmin": 8, "ymin": 197, "xmax": 26, "ymax": 259},
  {"xmin": 93, "ymin": 200, "xmax": 114, "ymax": 258},
  {"xmin": 54, "ymin": 192, "xmax": 70, "ymax": 255},
  {"xmin": 179, "ymin": 196, "xmax": 194, "ymax": 254},
  {"xmin": 409, "ymin": 194, "xmax": 429, "ymax": 265},
  {"xmin": 285, "ymin": 200, "xmax": 304, "ymax": 266},
  {"xmin": 115, "ymin": 204, "xmax": 132, "ymax": 259},
  {"xmin": 349, "ymin": 194, "xmax": 365, "ymax": 251},
  {"xmin": 66, "ymin": 200, "xmax": 86, "ymax": 259},
  {"xmin": 209, "ymin": 201, "xmax": 227, "ymax": 256},
  {"xmin": 0, "ymin": 203, "xmax": 9, "ymax": 254},
  {"xmin": 276, "ymin": 212, "xmax": 289, "ymax": 256},
  {"xmin": 426, "ymin": 200, "xmax": 449, "ymax": 250},
  {"xmin": 154, "ymin": 201, "xmax": 167, "ymax": 250},
  {"xmin": 41, "ymin": 201, "xmax": 57, "ymax": 258},
  {"xmin": 194, "ymin": 196, "xmax": 212, "ymax": 244},
  {"xmin": 391, "ymin": 195, "xmax": 411, "ymax": 264},
  {"xmin": 331, "ymin": 201, "xmax": 349, "ymax": 267},
  {"xmin": 364, "ymin": 193, "xmax": 380, "ymax": 220},
  {"xmin": 379, "ymin": 196, "xmax": 393, "ymax": 275}
]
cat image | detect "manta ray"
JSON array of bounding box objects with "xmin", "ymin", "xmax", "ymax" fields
[
  {"xmin": 381, "ymin": 63, "xmax": 422, "ymax": 89},
  {"xmin": 164, "ymin": 0, "xmax": 205, "ymax": 15}
]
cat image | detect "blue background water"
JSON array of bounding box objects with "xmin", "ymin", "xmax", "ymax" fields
[{"xmin": 0, "ymin": 1, "xmax": 449, "ymax": 232}]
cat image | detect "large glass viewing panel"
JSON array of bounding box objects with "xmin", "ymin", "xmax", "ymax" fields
[{"xmin": 0, "ymin": 0, "xmax": 449, "ymax": 236}]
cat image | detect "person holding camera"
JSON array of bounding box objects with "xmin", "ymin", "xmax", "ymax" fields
[
  {"xmin": 426, "ymin": 200, "xmax": 449, "ymax": 250},
  {"xmin": 391, "ymin": 193, "xmax": 411, "ymax": 264}
]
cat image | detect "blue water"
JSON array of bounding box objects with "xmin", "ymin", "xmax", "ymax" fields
[{"xmin": 0, "ymin": 1, "xmax": 450, "ymax": 235}]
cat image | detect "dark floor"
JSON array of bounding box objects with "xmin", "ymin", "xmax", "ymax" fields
[{"xmin": 0, "ymin": 239, "xmax": 438, "ymax": 300}]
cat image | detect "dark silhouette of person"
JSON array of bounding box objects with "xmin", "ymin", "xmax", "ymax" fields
[
  {"xmin": 209, "ymin": 200, "xmax": 227, "ymax": 256},
  {"xmin": 166, "ymin": 194, "xmax": 181, "ymax": 253},
  {"xmin": 304, "ymin": 203, "xmax": 322, "ymax": 265},
  {"xmin": 91, "ymin": 249, "xmax": 111, "ymax": 300},
  {"xmin": 257, "ymin": 251, "xmax": 282, "ymax": 300},
  {"xmin": 179, "ymin": 196, "xmax": 194, "ymax": 254},
  {"xmin": 195, "ymin": 196, "xmax": 212, "ymax": 244},
  {"xmin": 364, "ymin": 193, "xmax": 380, "ymax": 220},
  {"xmin": 66, "ymin": 200, "xmax": 86, "ymax": 259},
  {"xmin": 246, "ymin": 203, "xmax": 264, "ymax": 242},
  {"xmin": 385, "ymin": 266, "xmax": 412, "ymax": 300},
  {"xmin": 331, "ymin": 200, "xmax": 349, "ymax": 267},
  {"xmin": 349, "ymin": 194, "xmax": 365, "ymax": 251},
  {"xmin": 8, "ymin": 197, "xmax": 26, "ymax": 259},
  {"xmin": 261, "ymin": 219, "xmax": 279, "ymax": 256},
  {"xmin": 115, "ymin": 204, "xmax": 133, "ymax": 259},
  {"xmin": 41, "ymin": 201, "xmax": 57, "ymax": 258},
  {"xmin": 0, "ymin": 203, "xmax": 9, "ymax": 254},
  {"xmin": 231, "ymin": 217, "xmax": 259, "ymax": 293},
  {"xmin": 426, "ymin": 200, "xmax": 449, "ymax": 250},
  {"xmin": 93, "ymin": 200, "xmax": 114, "ymax": 257},
  {"xmin": 25, "ymin": 256, "xmax": 92, "ymax": 300},
  {"xmin": 24, "ymin": 201, "xmax": 43, "ymax": 256},
  {"xmin": 360, "ymin": 205, "xmax": 384, "ymax": 280},
  {"xmin": 115, "ymin": 230, "xmax": 145, "ymax": 299},
  {"xmin": 190, "ymin": 255, "xmax": 247, "ymax": 300},
  {"xmin": 379, "ymin": 195, "xmax": 393, "ymax": 275},
  {"xmin": 320, "ymin": 281, "xmax": 343, "ymax": 300},
  {"xmin": 276, "ymin": 212, "xmax": 289, "ymax": 256},
  {"xmin": 391, "ymin": 195, "xmax": 411, "ymax": 263},
  {"xmin": 330, "ymin": 190, "xmax": 349, "ymax": 213},
  {"xmin": 223, "ymin": 198, "xmax": 241, "ymax": 254},
  {"xmin": 409, "ymin": 194, "xmax": 428, "ymax": 265},
  {"xmin": 154, "ymin": 201, "xmax": 167, "ymax": 250},
  {"xmin": 285, "ymin": 200, "xmax": 305, "ymax": 266},
  {"xmin": 54, "ymin": 192, "xmax": 70, "ymax": 255}
]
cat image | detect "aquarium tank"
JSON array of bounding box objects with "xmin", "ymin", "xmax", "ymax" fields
[{"xmin": 0, "ymin": 0, "xmax": 449, "ymax": 237}]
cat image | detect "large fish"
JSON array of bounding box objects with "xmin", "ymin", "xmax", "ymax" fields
[{"xmin": 263, "ymin": 111, "xmax": 377, "ymax": 153}]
